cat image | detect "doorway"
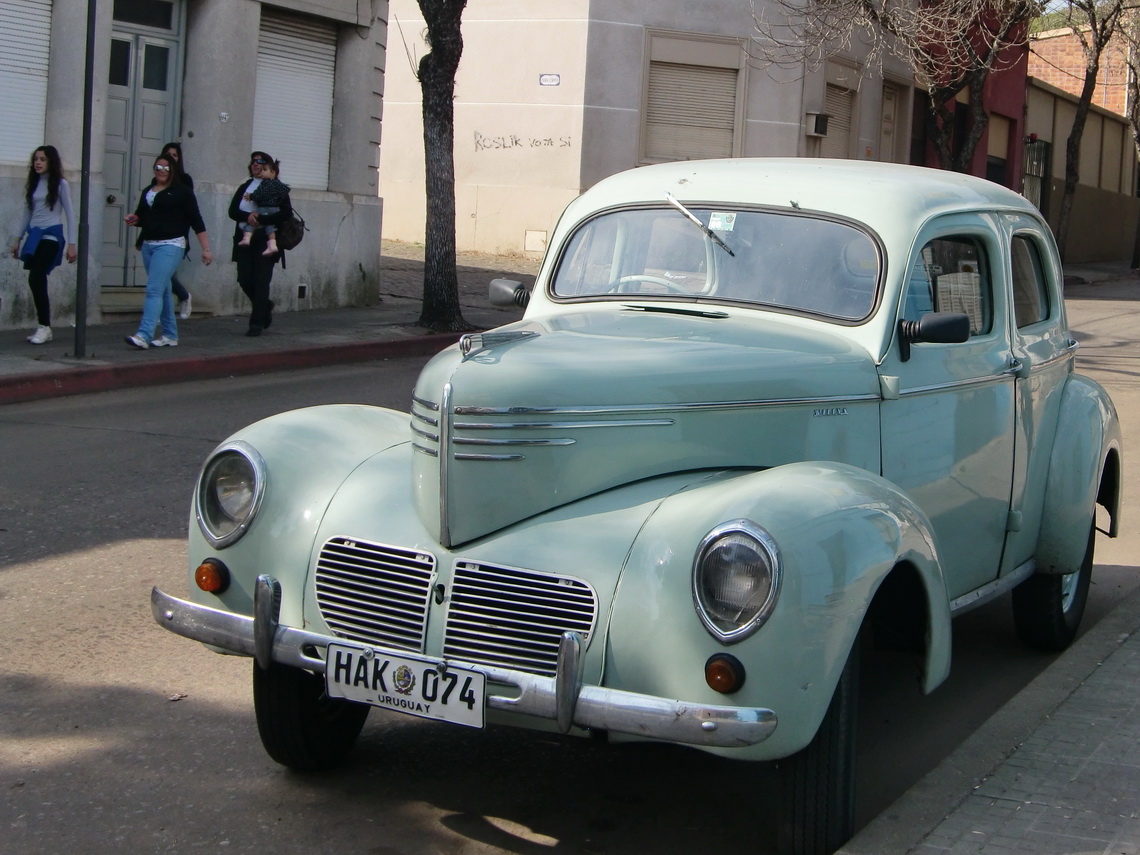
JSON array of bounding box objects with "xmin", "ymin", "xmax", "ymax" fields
[{"xmin": 102, "ymin": 0, "xmax": 184, "ymax": 288}]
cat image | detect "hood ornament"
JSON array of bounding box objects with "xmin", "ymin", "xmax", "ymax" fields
[{"xmin": 460, "ymin": 330, "xmax": 539, "ymax": 361}]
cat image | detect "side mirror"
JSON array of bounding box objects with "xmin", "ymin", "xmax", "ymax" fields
[
  {"xmin": 898, "ymin": 312, "xmax": 970, "ymax": 361},
  {"xmin": 489, "ymin": 278, "xmax": 530, "ymax": 309}
]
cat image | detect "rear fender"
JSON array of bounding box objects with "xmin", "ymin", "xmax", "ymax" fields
[
  {"xmin": 1036, "ymin": 375, "xmax": 1122, "ymax": 574},
  {"xmin": 605, "ymin": 461, "xmax": 950, "ymax": 758}
]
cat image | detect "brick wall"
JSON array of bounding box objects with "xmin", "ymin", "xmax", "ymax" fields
[{"xmin": 1029, "ymin": 28, "xmax": 1130, "ymax": 116}]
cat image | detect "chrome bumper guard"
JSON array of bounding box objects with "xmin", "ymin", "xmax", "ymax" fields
[{"xmin": 151, "ymin": 575, "xmax": 778, "ymax": 748}]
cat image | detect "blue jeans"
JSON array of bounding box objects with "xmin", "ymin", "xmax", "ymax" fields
[{"xmin": 137, "ymin": 243, "xmax": 182, "ymax": 341}]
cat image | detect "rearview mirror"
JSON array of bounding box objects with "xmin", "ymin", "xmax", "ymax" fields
[
  {"xmin": 898, "ymin": 312, "xmax": 970, "ymax": 361},
  {"xmin": 489, "ymin": 278, "xmax": 530, "ymax": 309}
]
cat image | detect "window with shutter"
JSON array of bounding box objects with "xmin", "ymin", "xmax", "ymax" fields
[
  {"xmin": 641, "ymin": 32, "xmax": 744, "ymax": 163},
  {"xmin": 254, "ymin": 9, "xmax": 336, "ymax": 190},
  {"xmin": 645, "ymin": 62, "xmax": 737, "ymax": 160},
  {"xmin": 0, "ymin": 0, "xmax": 52, "ymax": 162},
  {"xmin": 821, "ymin": 84, "xmax": 854, "ymax": 159}
]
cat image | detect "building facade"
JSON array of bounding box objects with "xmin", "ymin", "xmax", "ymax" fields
[
  {"xmin": 0, "ymin": 0, "xmax": 387, "ymax": 332},
  {"xmin": 380, "ymin": 1, "xmax": 1034, "ymax": 257},
  {"xmin": 380, "ymin": 1, "xmax": 929, "ymax": 256}
]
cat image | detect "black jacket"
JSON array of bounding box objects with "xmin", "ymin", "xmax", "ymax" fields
[
  {"xmin": 228, "ymin": 179, "xmax": 293, "ymax": 260},
  {"xmin": 133, "ymin": 183, "xmax": 207, "ymax": 242}
]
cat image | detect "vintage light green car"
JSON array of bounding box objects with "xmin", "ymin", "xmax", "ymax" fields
[{"xmin": 153, "ymin": 159, "xmax": 1121, "ymax": 855}]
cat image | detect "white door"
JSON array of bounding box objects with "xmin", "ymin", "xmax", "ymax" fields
[{"xmin": 102, "ymin": 26, "xmax": 181, "ymax": 286}]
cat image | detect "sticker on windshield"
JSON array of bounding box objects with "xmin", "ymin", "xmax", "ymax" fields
[{"xmin": 709, "ymin": 212, "xmax": 737, "ymax": 232}]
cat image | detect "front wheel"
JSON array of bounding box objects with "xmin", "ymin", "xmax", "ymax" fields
[
  {"xmin": 779, "ymin": 637, "xmax": 859, "ymax": 855},
  {"xmin": 253, "ymin": 661, "xmax": 370, "ymax": 770},
  {"xmin": 1012, "ymin": 522, "xmax": 1095, "ymax": 651}
]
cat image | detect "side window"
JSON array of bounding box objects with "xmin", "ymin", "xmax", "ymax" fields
[
  {"xmin": 1010, "ymin": 236, "xmax": 1050, "ymax": 328},
  {"xmin": 902, "ymin": 236, "xmax": 992, "ymax": 335}
]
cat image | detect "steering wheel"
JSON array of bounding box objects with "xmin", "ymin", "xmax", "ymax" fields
[{"xmin": 606, "ymin": 274, "xmax": 692, "ymax": 295}]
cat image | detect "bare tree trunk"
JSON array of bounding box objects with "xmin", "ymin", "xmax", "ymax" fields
[
  {"xmin": 416, "ymin": 0, "xmax": 473, "ymax": 332},
  {"xmin": 1056, "ymin": 65, "xmax": 1100, "ymax": 263}
]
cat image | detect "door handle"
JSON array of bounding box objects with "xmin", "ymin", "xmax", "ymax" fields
[{"xmin": 106, "ymin": 194, "xmax": 116, "ymax": 204}]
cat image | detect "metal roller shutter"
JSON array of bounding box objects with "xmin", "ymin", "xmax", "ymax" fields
[
  {"xmin": 821, "ymin": 84, "xmax": 854, "ymax": 159},
  {"xmin": 645, "ymin": 61, "xmax": 737, "ymax": 160},
  {"xmin": 254, "ymin": 9, "xmax": 336, "ymax": 189},
  {"xmin": 0, "ymin": 0, "xmax": 52, "ymax": 162}
]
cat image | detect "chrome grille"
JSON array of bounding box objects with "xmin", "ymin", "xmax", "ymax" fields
[
  {"xmin": 443, "ymin": 562, "xmax": 597, "ymax": 677},
  {"xmin": 314, "ymin": 537, "xmax": 435, "ymax": 652}
]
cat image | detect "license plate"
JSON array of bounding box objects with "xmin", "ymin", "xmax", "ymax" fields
[{"xmin": 325, "ymin": 643, "xmax": 486, "ymax": 729}]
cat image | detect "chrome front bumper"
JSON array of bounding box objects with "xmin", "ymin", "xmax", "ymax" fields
[{"xmin": 151, "ymin": 575, "xmax": 778, "ymax": 748}]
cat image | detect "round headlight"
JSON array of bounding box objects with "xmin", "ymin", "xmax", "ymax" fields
[
  {"xmin": 196, "ymin": 441, "xmax": 266, "ymax": 548},
  {"xmin": 692, "ymin": 520, "xmax": 781, "ymax": 643}
]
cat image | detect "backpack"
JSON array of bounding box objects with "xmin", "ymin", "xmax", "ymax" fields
[{"xmin": 275, "ymin": 209, "xmax": 306, "ymax": 251}]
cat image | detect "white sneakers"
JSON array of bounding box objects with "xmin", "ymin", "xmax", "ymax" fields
[
  {"xmin": 27, "ymin": 325, "xmax": 52, "ymax": 345},
  {"xmin": 151, "ymin": 336, "xmax": 179, "ymax": 347},
  {"xmin": 125, "ymin": 334, "xmax": 149, "ymax": 349},
  {"xmin": 179, "ymin": 294, "xmax": 192, "ymax": 319}
]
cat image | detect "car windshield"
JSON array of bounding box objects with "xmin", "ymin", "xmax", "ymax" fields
[{"xmin": 550, "ymin": 206, "xmax": 880, "ymax": 321}]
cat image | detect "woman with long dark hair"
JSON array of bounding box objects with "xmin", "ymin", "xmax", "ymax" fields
[
  {"xmin": 161, "ymin": 141, "xmax": 195, "ymax": 318},
  {"xmin": 8, "ymin": 145, "xmax": 77, "ymax": 344},
  {"xmin": 123, "ymin": 154, "xmax": 213, "ymax": 349},
  {"xmin": 228, "ymin": 150, "xmax": 292, "ymax": 336}
]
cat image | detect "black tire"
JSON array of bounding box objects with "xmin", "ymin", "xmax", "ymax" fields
[
  {"xmin": 252, "ymin": 661, "xmax": 370, "ymax": 770},
  {"xmin": 779, "ymin": 637, "xmax": 860, "ymax": 855},
  {"xmin": 1012, "ymin": 522, "xmax": 1095, "ymax": 651}
]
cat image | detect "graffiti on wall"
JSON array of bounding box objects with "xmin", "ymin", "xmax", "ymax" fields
[{"xmin": 474, "ymin": 132, "xmax": 572, "ymax": 151}]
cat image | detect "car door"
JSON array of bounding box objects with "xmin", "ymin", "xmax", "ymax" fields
[
  {"xmin": 879, "ymin": 216, "xmax": 1016, "ymax": 599},
  {"xmin": 999, "ymin": 218, "xmax": 1075, "ymax": 574}
]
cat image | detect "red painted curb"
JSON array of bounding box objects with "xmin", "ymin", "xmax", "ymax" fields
[{"xmin": 0, "ymin": 333, "xmax": 462, "ymax": 405}]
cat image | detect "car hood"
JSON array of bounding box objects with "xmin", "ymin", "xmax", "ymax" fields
[{"xmin": 411, "ymin": 307, "xmax": 882, "ymax": 545}]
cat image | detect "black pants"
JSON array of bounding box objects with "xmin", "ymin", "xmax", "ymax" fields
[
  {"xmin": 23, "ymin": 238, "xmax": 57, "ymax": 326},
  {"xmin": 234, "ymin": 243, "xmax": 277, "ymax": 330}
]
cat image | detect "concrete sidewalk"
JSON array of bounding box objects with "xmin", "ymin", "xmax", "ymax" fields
[
  {"xmin": 0, "ymin": 242, "xmax": 534, "ymax": 405},
  {"xmin": 3, "ymin": 245, "xmax": 1139, "ymax": 854}
]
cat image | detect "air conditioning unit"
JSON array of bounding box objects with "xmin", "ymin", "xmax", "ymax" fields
[{"xmin": 805, "ymin": 112, "xmax": 830, "ymax": 137}]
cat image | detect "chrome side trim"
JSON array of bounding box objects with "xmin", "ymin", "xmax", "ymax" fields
[
  {"xmin": 410, "ymin": 424, "xmax": 439, "ymax": 442},
  {"xmin": 949, "ymin": 559, "xmax": 1035, "ymax": 616},
  {"xmin": 899, "ymin": 373, "xmax": 1012, "ymax": 398},
  {"xmin": 455, "ymin": 393, "xmax": 880, "ymax": 416},
  {"xmin": 455, "ymin": 452, "xmax": 526, "ymax": 461},
  {"xmin": 412, "ymin": 444, "xmax": 439, "ymax": 457},
  {"xmin": 454, "ymin": 437, "xmax": 575, "ymax": 447},
  {"xmin": 1026, "ymin": 349, "xmax": 1076, "ymax": 373},
  {"xmin": 152, "ymin": 585, "xmax": 778, "ymax": 748},
  {"xmin": 439, "ymin": 382, "xmax": 453, "ymax": 548},
  {"xmin": 411, "ymin": 410, "xmax": 439, "ymax": 428},
  {"xmin": 454, "ymin": 418, "xmax": 676, "ymax": 430},
  {"xmin": 412, "ymin": 394, "xmax": 440, "ymax": 411}
]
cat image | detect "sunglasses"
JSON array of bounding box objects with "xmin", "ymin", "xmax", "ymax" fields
[
  {"xmin": 154, "ymin": 165, "xmax": 171, "ymax": 171},
  {"xmin": 251, "ymin": 158, "xmax": 268, "ymax": 165}
]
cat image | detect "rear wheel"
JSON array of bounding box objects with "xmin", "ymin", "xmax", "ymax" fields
[
  {"xmin": 779, "ymin": 637, "xmax": 860, "ymax": 855},
  {"xmin": 1012, "ymin": 522, "xmax": 1095, "ymax": 651},
  {"xmin": 252, "ymin": 661, "xmax": 370, "ymax": 770}
]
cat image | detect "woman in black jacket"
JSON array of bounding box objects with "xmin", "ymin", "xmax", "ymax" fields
[
  {"xmin": 228, "ymin": 150, "xmax": 292, "ymax": 336},
  {"xmin": 123, "ymin": 154, "xmax": 212, "ymax": 349}
]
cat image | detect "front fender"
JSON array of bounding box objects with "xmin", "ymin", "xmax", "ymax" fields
[
  {"xmin": 1036, "ymin": 374, "xmax": 1122, "ymax": 573},
  {"xmin": 605, "ymin": 461, "xmax": 950, "ymax": 759},
  {"xmin": 186, "ymin": 404, "xmax": 412, "ymax": 623}
]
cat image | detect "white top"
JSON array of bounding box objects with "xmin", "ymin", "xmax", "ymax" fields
[
  {"xmin": 239, "ymin": 178, "xmax": 262, "ymax": 214},
  {"xmin": 13, "ymin": 176, "xmax": 77, "ymax": 244}
]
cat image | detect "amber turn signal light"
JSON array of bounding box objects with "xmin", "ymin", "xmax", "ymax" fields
[
  {"xmin": 705, "ymin": 653, "xmax": 746, "ymax": 694},
  {"xmin": 194, "ymin": 558, "xmax": 230, "ymax": 594}
]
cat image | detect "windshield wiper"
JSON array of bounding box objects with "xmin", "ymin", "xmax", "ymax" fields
[{"xmin": 664, "ymin": 192, "xmax": 735, "ymax": 257}]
